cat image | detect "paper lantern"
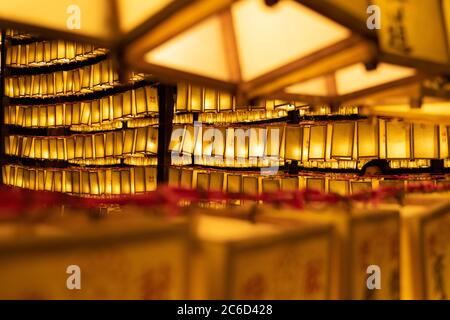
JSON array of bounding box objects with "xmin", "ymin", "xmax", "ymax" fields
[
  {"xmin": 306, "ymin": 177, "xmax": 325, "ymax": 192},
  {"xmin": 190, "ymin": 85, "xmax": 203, "ymax": 112},
  {"xmin": 227, "ymin": 174, "xmax": 242, "ymax": 205},
  {"xmin": 281, "ymin": 177, "xmax": 298, "ymax": 192},
  {"xmin": 180, "ymin": 168, "xmax": 194, "ymax": 189},
  {"xmin": 308, "ymin": 125, "xmax": 327, "ymax": 160},
  {"xmin": 265, "ymin": 126, "xmax": 283, "ymax": 160},
  {"xmin": 331, "ymin": 122, "xmax": 355, "ymax": 160},
  {"xmin": 233, "ymin": 128, "xmax": 249, "ymax": 161},
  {"xmin": 210, "ymin": 172, "xmax": 224, "ymax": 192},
  {"xmin": 197, "ymin": 172, "xmax": 210, "ymax": 191},
  {"xmin": 329, "ymin": 179, "xmax": 349, "ymax": 196},
  {"xmin": 262, "ymin": 178, "xmax": 280, "ymax": 193},
  {"xmin": 357, "ymin": 120, "xmax": 379, "ymax": 158},
  {"xmin": 412, "ymin": 124, "xmax": 439, "ymax": 159},
  {"xmin": 385, "ymin": 121, "xmax": 411, "ymax": 159},
  {"xmin": 168, "ymin": 167, "xmax": 181, "ymax": 187},
  {"xmin": 285, "ymin": 126, "xmax": 303, "ymax": 161},
  {"xmin": 203, "ymin": 88, "xmax": 218, "ymax": 112},
  {"xmin": 249, "ymin": 128, "xmax": 266, "ymax": 158},
  {"xmin": 242, "ymin": 175, "xmax": 259, "ymax": 203},
  {"xmin": 169, "ymin": 125, "xmax": 185, "ymax": 154}
]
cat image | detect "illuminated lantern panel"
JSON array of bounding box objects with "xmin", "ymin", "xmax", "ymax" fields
[
  {"xmin": 2, "ymin": 164, "xmax": 157, "ymax": 194},
  {"xmin": 308, "ymin": 126, "xmax": 327, "ymax": 160},
  {"xmin": 385, "ymin": 121, "xmax": 411, "ymax": 159},
  {"xmin": 357, "ymin": 121, "xmax": 379, "ymax": 158},
  {"xmin": 412, "ymin": 124, "xmax": 439, "ymax": 159},
  {"xmin": 331, "ymin": 122, "xmax": 354, "ymax": 159},
  {"xmin": 285, "ymin": 126, "xmax": 303, "ymax": 161}
]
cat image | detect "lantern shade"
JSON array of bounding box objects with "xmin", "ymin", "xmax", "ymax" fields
[
  {"xmin": 351, "ymin": 181, "xmax": 372, "ymax": 193},
  {"xmin": 249, "ymin": 127, "xmax": 266, "ymax": 158},
  {"xmin": 306, "ymin": 177, "xmax": 325, "ymax": 192},
  {"xmin": 196, "ymin": 172, "xmax": 210, "ymax": 191},
  {"xmin": 308, "ymin": 125, "xmax": 327, "ymax": 160},
  {"xmin": 357, "ymin": 120, "xmax": 379, "ymax": 158},
  {"xmin": 331, "ymin": 122, "xmax": 354, "ymax": 159},
  {"xmin": 209, "ymin": 171, "xmax": 224, "ymax": 191},
  {"xmin": 265, "ymin": 126, "xmax": 283, "ymax": 159},
  {"xmin": 385, "ymin": 121, "xmax": 411, "ymax": 159},
  {"xmin": 285, "ymin": 126, "xmax": 303, "ymax": 161},
  {"xmin": 262, "ymin": 178, "xmax": 280, "ymax": 193},
  {"xmin": 242, "ymin": 175, "xmax": 258, "ymax": 196},
  {"xmin": 412, "ymin": 124, "xmax": 439, "ymax": 159},
  {"xmin": 329, "ymin": 179, "xmax": 349, "ymax": 196}
]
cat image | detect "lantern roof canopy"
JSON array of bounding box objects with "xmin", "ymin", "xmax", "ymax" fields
[{"xmin": 1, "ymin": 0, "xmax": 450, "ymax": 104}]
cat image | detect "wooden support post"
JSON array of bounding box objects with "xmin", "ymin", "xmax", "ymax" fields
[{"xmin": 157, "ymin": 84, "xmax": 176, "ymax": 184}]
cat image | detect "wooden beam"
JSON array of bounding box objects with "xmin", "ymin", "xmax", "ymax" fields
[
  {"xmin": 126, "ymin": 58, "xmax": 237, "ymax": 93},
  {"xmin": 242, "ymin": 36, "xmax": 377, "ymax": 99},
  {"xmin": 263, "ymin": 92, "xmax": 332, "ymax": 105},
  {"xmin": 336, "ymin": 75, "xmax": 424, "ymax": 105},
  {"xmin": 220, "ymin": 8, "xmax": 242, "ymax": 83}
]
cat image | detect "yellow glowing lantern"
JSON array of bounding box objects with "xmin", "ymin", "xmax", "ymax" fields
[
  {"xmin": 331, "ymin": 122, "xmax": 354, "ymax": 159},
  {"xmin": 306, "ymin": 177, "xmax": 325, "ymax": 192},
  {"xmin": 249, "ymin": 127, "xmax": 266, "ymax": 158},
  {"xmin": 227, "ymin": 174, "xmax": 242, "ymax": 205},
  {"xmin": 308, "ymin": 125, "xmax": 327, "ymax": 160},
  {"xmin": 242, "ymin": 175, "xmax": 259, "ymax": 202},
  {"xmin": 210, "ymin": 171, "xmax": 224, "ymax": 191},
  {"xmin": 329, "ymin": 179, "xmax": 349, "ymax": 196},
  {"xmin": 169, "ymin": 125, "xmax": 185, "ymax": 155},
  {"xmin": 197, "ymin": 172, "xmax": 210, "ymax": 191},
  {"xmin": 212, "ymin": 128, "xmax": 226, "ymax": 158},
  {"xmin": 190, "ymin": 85, "xmax": 203, "ymax": 112},
  {"xmin": 412, "ymin": 123, "xmax": 439, "ymax": 159},
  {"xmin": 168, "ymin": 167, "xmax": 181, "ymax": 187},
  {"xmin": 203, "ymin": 88, "xmax": 218, "ymax": 112},
  {"xmin": 180, "ymin": 168, "xmax": 194, "ymax": 189},
  {"xmin": 357, "ymin": 120, "xmax": 379, "ymax": 158},
  {"xmin": 262, "ymin": 178, "xmax": 281, "ymax": 193},
  {"xmin": 146, "ymin": 126, "xmax": 158, "ymax": 154},
  {"xmin": 281, "ymin": 177, "xmax": 298, "ymax": 191},
  {"xmin": 122, "ymin": 130, "xmax": 135, "ymax": 154},
  {"xmin": 385, "ymin": 121, "xmax": 411, "ymax": 159},
  {"xmin": 181, "ymin": 125, "xmax": 195, "ymax": 155},
  {"xmin": 285, "ymin": 126, "xmax": 303, "ymax": 161},
  {"xmin": 265, "ymin": 126, "xmax": 283, "ymax": 160},
  {"xmin": 114, "ymin": 131, "xmax": 124, "ymax": 157}
]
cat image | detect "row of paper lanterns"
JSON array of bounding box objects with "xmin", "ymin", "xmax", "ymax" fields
[
  {"xmin": 170, "ymin": 119, "xmax": 449, "ymax": 166},
  {"xmin": 176, "ymin": 82, "xmax": 304, "ymax": 113},
  {"xmin": 5, "ymin": 127, "xmax": 158, "ymax": 161},
  {"xmin": 6, "ymin": 40, "xmax": 107, "ymax": 67},
  {"xmin": 168, "ymin": 166, "xmax": 446, "ymax": 198},
  {"xmin": 5, "ymin": 59, "xmax": 119, "ymax": 98},
  {"xmin": 4, "ymin": 85, "xmax": 158, "ymax": 127},
  {"xmin": 2, "ymin": 164, "xmax": 157, "ymax": 195}
]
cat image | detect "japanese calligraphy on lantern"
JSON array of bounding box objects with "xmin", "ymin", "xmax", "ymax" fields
[
  {"xmin": 0, "ymin": 220, "xmax": 188, "ymax": 299},
  {"xmin": 351, "ymin": 214, "xmax": 400, "ymax": 300},
  {"xmin": 422, "ymin": 206, "xmax": 450, "ymax": 300},
  {"xmin": 375, "ymin": 0, "xmax": 449, "ymax": 64}
]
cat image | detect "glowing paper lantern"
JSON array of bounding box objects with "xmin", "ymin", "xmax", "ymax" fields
[
  {"xmin": 385, "ymin": 121, "xmax": 411, "ymax": 159},
  {"xmin": 357, "ymin": 120, "xmax": 379, "ymax": 158},
  {"xmin": 329, "ymin": 179, "xmax": 349, "ymax": 196},
  {"xmin": 308, "ymin": 125, "xmax": 327, "ymax": 160},
  {"xmin": 412, "ymin": 123, "xmax": 439, "ymax": 159},
  {"xmin": 285, "ymin": 126, "xmax": 303, "ymax": 161},
  {"xmin": 331, "ymin": 122, "xmax": 354, "ymax": 160}
]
